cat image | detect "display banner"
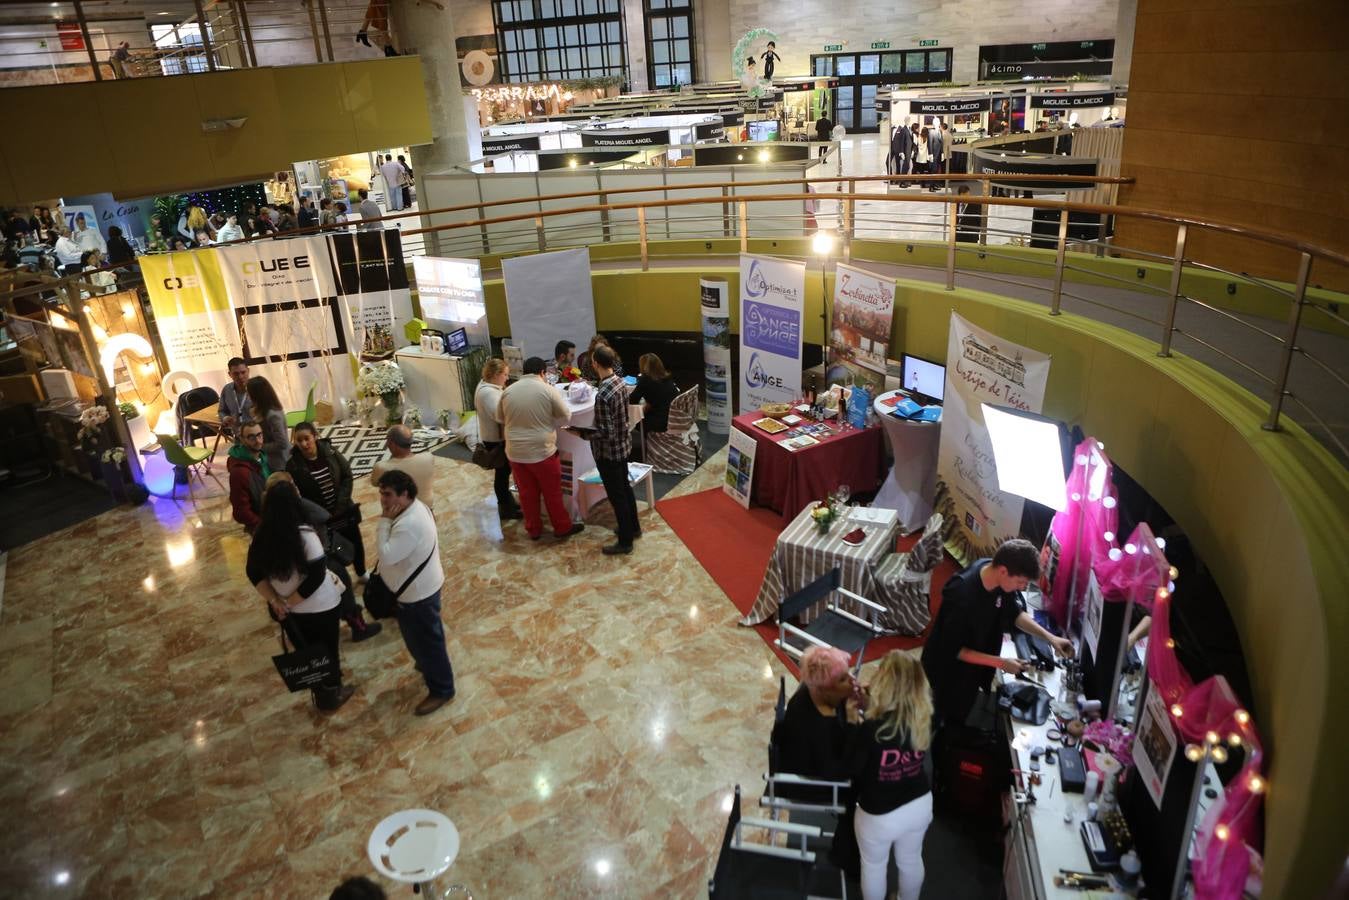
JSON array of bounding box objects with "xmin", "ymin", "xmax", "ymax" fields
[
  {"xmin": 829, "ymin": 263, "xmax": 895, "ymax": 394},
  {"xmin": 911, "ymin": 97, "xmax": 991, "ymax": 115},
  {"xmin": 412, "ymin": 256, "xmax": 489, "ymax": 347},
  {"xmin": 501, "ymin": 247, "xmax": 596, "ymax": 361},
  {"xmin": 579, "ymin": 128, "xmax": 669, "ymax": 147},
  {"xmin": 934, "ymin": 312, "xmax": 1052, "ymax": 564},
  {"xmin": 215, "ymin": 236, "xmax": 356, "ymax": 412},
  {"xmin": 1030, "ymin": 91, "xmax": 1115, "ymax": 109},
  {"xmin": 700, "ymin": 277, "xmax": 732, "ymax": 433},
  {"xmin": 695, "ymin": 120, "xmax": 726, "ymax": 141},
  {"xmin": 482, "ymin": 134, "xmax": 542, "ymax": 154},
  {"xmin": 738, "ymin": 254, "xmax": 805, "ymax": 413},
  {"xmin": 140, "ymin": 249, "xmax": 235, "ymax": 393},
  {"xmin": 329, "ymin": 230, "xmax": 414, "ymax": 350},
  {"xmin": 724, "ymin": 427, "xmax": 757, "ymax": 508}
]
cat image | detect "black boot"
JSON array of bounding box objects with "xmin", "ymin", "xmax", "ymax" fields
[
  {"xmin": 355, "ymin": 30, "xmax": 370, "ymax": 47},
  {"xmin": 383, "ymin": 44, "xmax": 398, "ymax": 57}
]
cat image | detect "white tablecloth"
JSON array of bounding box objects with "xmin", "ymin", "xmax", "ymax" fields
[{"xmin": 871, "ymin": 390, "xmax": 942, "ymax": 531}]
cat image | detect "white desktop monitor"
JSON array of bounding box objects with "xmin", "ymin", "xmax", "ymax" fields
[
  {"xmin": 981, "ymin": 403, "xmax": 1069, "ymax": 511},
  {"xmin": 901, "ymin": 354, "xmax": 945, "ymax": 402}
]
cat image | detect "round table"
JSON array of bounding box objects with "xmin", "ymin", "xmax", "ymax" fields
[{"xmin": 871, "ymin": 389, "xmax": 942, "ymax": 531}]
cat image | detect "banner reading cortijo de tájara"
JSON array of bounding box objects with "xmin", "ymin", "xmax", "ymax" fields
[
  {"xmin": 738, "ymin": 253, "xmax": 805, "ymax": 413},
  {"xmin": 934, "ymin": 312, "xmax": 1052, "ymax": 565}
]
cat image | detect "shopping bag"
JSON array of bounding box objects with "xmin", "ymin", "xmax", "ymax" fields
[{"xmin": 272, "ymin": 627, "xmax": 340, "ymax": 693}]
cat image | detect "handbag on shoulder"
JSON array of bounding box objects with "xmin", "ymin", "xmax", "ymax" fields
[
  {"xmin": 363, "ymin": 546, "xmax": 437, "ymax": 619},
  {"xmin": 471, "ymin": 442, "xmax": 506, "ymax": 470}
]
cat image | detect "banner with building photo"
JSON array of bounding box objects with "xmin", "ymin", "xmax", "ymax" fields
[
  {"xmin": 329, "ymin": 230, "xmax": 415, "ymax": 351},
  {"xmin": 139, "ymin": 249, "xmax": 236, "ymax": 393},
  {"xmin": 934, "ymin": 312, "xmax": 1052, "ymax": 565},
  {"xmin": 738, "ymin": 254, "xmax": 805, "ymax": 413},
  {"xmin": 214, "ymin": 236, "xmax": 356, "ymax": 412},
  {"xmin": 412, "ymin": 256, "xmax": 489, "ymax": 348},
  {"xmin": 700, "ymin": 277, "xmax": 732, "ymax": 433},
  {"xmin": 829, "ymin": 263, "xmax": 895, "ymax": 394}
]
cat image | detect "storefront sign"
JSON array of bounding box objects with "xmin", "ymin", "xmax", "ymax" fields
[
  {"xmin": 780, "ymin": 79, "xmax": 838, "ymax": 92},
  {"xmin": 481, "ymin": 134, "xmax": 541, "ymax": 154},
  {"xmin": 695, "ymin": 120, "xmax": 725, "ymax": 141},
  {"xmin": 738, "ymin": 254, "xmax": 805, "ymax": 414},
  {"xmin": 701, "ymin": 277, "xmax": 732, "ymax": 433},
  {"xmin": 983, "ymin": 59, "xmax": 1113, "ymax": 79},
  {"xmin": 935, "ymin": 312, "xmax": 1052, "ymax": 564},
  {"xmin": 911, "ymin": 97, "xmax": 991, "ymax": 115},
  {"xmin": 579, "ymin": 128, "xmax": 668, "ymax": 148},
  {"xmin": 1030, "ymin": 91, "xmax": 1115, "ymax": 109}
]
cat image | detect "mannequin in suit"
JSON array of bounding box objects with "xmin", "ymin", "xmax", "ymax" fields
[{"xmin": 891, "ymin": 118, "xmax": 914, "ymax": 185}]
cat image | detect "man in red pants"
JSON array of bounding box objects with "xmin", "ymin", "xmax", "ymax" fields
[{"xmin": 500, "ymin": 356, "xmax": 585, "ymax": 541}]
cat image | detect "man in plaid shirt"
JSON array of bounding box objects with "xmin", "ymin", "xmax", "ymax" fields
[{"xmin": 588, "ymin": 346, "xmax": 640, "ymax": 554}]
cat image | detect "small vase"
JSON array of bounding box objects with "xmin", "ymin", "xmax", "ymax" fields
[
  {"xmin": 99, "ymin": 459, "xmax": 129, "ymax": 503},
  {"xmin": 381, "ymin": 391, "xmax": 402, "ymax": 426}
]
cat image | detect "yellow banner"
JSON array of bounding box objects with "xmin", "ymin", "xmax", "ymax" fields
[{"xmin": 139, "ymin": 249, "xmax": 239, "ymax": 379}]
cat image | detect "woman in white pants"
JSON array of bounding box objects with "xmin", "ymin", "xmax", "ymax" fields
[{"xmin": 848, "ymin": 650, "xmax": 935, "ymax": 900}]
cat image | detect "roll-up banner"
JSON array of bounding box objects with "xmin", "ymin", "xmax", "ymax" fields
[
  {"xmin": 140, "ymin": 249, "xmax": 234, "ymax": 393},
  {"xmin": 329, "ymin": 230, "xmax": 414, "ymax": 348},
  {"xmin": 934, "ymin": 312, "xmax": 1052, "ymax": 565},
  {"xmin": 695, "ymin": 120, "xmax": 726, "ymax": 141},
  {"xmin": 700, "ymin": 277, "xmax": 732, "ymax": 433},
  {"xmin": 829, "ymin": 263, "xmax": 895, "ymax": 395},
  {"xmin": 215, "ymin": 236, "xmax": 357, "ymax": 412},
  {"xmin": 1030, "ymin": 91, "xmax": 1115, "ymax": 109},
  {"xmin": 911, "ymin": 97, "xmax": 991, "ymax": 115},
  {"xmin": 579, "ymin": 128, "xmax": 669, "ymax": 147},
  {"xmin": 971, "ymin": 149, "xmax": 1099, "ymax": 192},
  {"xmin": 481, "ymin": 134, "xmax": 542, "ymax": 154},
  {"xmin": 738, "ymin": 253, "xmax": 805, "ymax": 413}
]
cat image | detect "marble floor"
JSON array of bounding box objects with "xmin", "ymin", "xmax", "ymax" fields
[{"xmin": 0, "ymin": 442, "xmax": 796, "ymax": 898}]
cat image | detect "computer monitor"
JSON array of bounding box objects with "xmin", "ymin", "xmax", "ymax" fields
[
  {"xmin": 901, "ymin": 354, "xmax": 945, "ymax": 403},
  {"xmin": 445, "ymin": 327, "xmax": 468, "ymax": 354}
]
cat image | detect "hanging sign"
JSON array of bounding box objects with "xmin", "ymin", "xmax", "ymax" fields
[
  {"xmin": 701, "ymin": 277, "xmax": 732, "ymax": 434},
  {"xmin": 481, "ymin": 134, "xmax": 542, "ymax": 154},
  {"xmin": 912, "ymin": 97, "xmax": 991, "ymax": 115},
  {"xmin": 934, "ymin": 312, "xmax": 1052, "ymax": 564},
  {"xmin": 918, "ymin": 40, "xmax": 940, "ymax": 48},
  {"xmin": 737, "ymin": 254, "xmax": 805, "ymax": 414},
  {"xmin": 579, "ymin": 128, "xmax": 669, "ymax": 147},
  {"xmin": 1031, "ymin": 91, "xmax": 1115, "ymax": 109},
  {"xmin": 823, "ymin": 44, "xmax": 844, "ymax": 52},
  {"xmin": 871, "ymin": 41, "xmax": 891, "ymax": 50}
]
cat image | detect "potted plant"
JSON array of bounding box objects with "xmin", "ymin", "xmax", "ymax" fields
[
  {"xmin": 99, "ymin": 446, "xmax": 130, "ymax": 503},
  {"xmin": 356, "ymin": 361, "xmax": 407, "ymax": 426}
]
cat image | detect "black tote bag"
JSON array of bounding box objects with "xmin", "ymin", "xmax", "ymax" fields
[{"xmin": 271, "ymin": 624, "xmax": 340, "ymax": 693}]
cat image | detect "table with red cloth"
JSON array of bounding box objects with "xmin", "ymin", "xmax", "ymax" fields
[{"xmin": 732, "ymin": 412, "xmax": 887, "ymax": 523}]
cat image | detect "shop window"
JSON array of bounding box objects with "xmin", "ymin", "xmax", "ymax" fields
[
  {"xmin": 903, "ymin": 51, "xmax": 926, "ymax": 74},
  {"xmin": 813, "ymin": 56, "xmax": 834, "ymax": 77},
  {"xmin": 644, "ymin": 0, "xmax": 695, "ymax": 88},
  {"xmin": 927, "ymin": 50, "xmax": 950, "ymax": 73},
  {"xmin": 880, "ymin": 53, "xmax": 902, "ymax": 74},
  {"xmin": 493, "ymin": 0, "xmax": 626, "ymax": 83}
]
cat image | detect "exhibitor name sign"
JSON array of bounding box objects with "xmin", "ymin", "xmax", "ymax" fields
[
  {"xmin": 1031, "ymin": 91, "xmax": 1115, "ymax": 109},
  {"xmin": 580, "ymin": 128, "xmax": 667, "ymax": 148},
  {"xmin": 912, "ymin": 97, "xmax": 991, "ymax": 114},
  {"xmin": 481, "ymin": 135, "xmax": 541, "ymax": 154}
]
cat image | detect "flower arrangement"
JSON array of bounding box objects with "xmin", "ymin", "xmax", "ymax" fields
[
  {"xmin": 101, "ymin": 447, "xmax": 127, "ymax": 465},
  {"xmin": 403, "ymin": 407, "xmax": 423, "ymax": 429},
  {"xmin": 811, "ymin": 501, "xmax": 835, "ymax": 534},
  {"xmin": 77, "ymin": 403, "xmax": 110, "ymax": 451},
  {"xmin": 356, "ymin": 361, "xmax": 406, "ymax": 398},
  {"xmin": 437, "ymin": 409, "xmax": 455, "ymax": 432},
  {"xmin": 1083, "ymin": 718, "xmax": 1135, "ymax": 769},
  {"xmin": 558, "ymin": 365, "xmax": 584, "ymax": 383}
]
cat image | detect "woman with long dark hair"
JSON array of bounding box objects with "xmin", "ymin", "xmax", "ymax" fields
[
  {"xmin": 246, "ymin": 480, "xmax": 354, "ymax": 712},
  {"xmin": 287, "ymin": 421, "xmax": 369, "ymax": 581},
  {"xmin": 246, "ymin": 375, "xmax": 290, "ymax": 471}
]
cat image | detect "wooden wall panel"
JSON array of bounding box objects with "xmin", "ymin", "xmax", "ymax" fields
[{"xmin": 1117, "ymin": 1, "xmax": 1349, "ymax": 292}]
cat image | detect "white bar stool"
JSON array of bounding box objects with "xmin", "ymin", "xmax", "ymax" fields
[{"xmin": 367, "ymin": 809, "xmax": 461, "ymax": 895}]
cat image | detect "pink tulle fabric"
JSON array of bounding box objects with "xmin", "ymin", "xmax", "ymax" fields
[{"xmin": 1045, "ymin": 438, "xmax": 1264, "ymax": 900}]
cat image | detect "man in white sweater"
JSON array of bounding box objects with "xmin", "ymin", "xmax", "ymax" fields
[{"xmin": 375, "ymin": 468, "xmax": 453, "ymax": 715}]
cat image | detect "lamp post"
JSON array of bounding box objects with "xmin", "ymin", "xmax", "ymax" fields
[{"xmin": 813, "ymin": 229, "xmax": 836, "ymax": 375}]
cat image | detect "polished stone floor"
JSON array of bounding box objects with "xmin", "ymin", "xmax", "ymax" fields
[{"xmin": 0, "ymin": 444, "xmax": 793, "ymax": 898}]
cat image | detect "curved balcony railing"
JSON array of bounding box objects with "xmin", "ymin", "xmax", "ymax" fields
[{"xmin": 3, "ymin": 174, "xmax": 1345, "ymax": 463}]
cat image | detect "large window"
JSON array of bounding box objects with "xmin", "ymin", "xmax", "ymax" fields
[
  {"xmin": 493, "ymin": 0, "xmax": 627, "ymax": 83},
  {"xmin": 150, "ymin": 22, "xmax": 212, "ymax": 75},
  {"xmin": 645, "ymin": 0, "xmax": 695, "ymax": 88}
]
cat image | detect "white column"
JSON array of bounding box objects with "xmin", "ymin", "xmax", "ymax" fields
[
  {"xmin": 1112, "ymin": 0, "xmax": 1138, "ymax": 85},
  {"xmin": 623, "ymin": 0, "xmax": 649, "ymax": 92},
  {"xmin": 391, "ymin": 4, "xmax": 472, "ymax": 180}
]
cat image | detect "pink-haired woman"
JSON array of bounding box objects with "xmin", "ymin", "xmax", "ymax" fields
[{"xmin": 770, "ymin": 645, "xmax": 859, "ymax": 781}]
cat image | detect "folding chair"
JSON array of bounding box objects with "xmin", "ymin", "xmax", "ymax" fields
[
  {"xmin": 707, "ymin": 785, "xmax": 847, "ymax": 899},
  {"xmin": 774, "ymin": 567, "xmax": 885, "ymax": 663}
]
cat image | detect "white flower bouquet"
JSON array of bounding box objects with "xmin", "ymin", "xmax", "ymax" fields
[
  {"xmin": 77, "ymin": 403, "xmax": 110, "ymax": 449},
  {"xmin": 356, "ymin": 361, "xmax": 406, "ymax": 398}
]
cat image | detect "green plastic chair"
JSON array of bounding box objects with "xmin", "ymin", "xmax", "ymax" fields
[
  {"xmin": 285, "ymin": 384, "xmax": 317, "ymax": 428},
  {"xmin": 156, "ymin": 433, "xmax": 214, "ymax": 499}
]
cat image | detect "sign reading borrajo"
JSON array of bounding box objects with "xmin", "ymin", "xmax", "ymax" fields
[{"xmin": 738, "ymin": 254, "xmax": 805, "ymax": 413}]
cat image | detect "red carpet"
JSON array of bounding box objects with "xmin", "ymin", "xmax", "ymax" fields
[{"xmin": 658, "ymin": 488, "xmax": 960, "ymax": 674}]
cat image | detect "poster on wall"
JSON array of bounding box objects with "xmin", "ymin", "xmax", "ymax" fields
[
  {"xmin": 1132, "ymin": 684, "xmax": 1177, "ymax": 808},
  {"xmin": 139, "ymin": 249, "xmax": 236, "ymax": 392},
  {"xmin": 214, "ymin": 236, "xmax": 356, "ymax": 412},
  {"xmin": 329, "ymin": 230, "xmax": 414, "ymax": 350},
  {"xmin": 700, "ymin": 277, "xmax": 732, "ymax": 434},
  {"xmin": 502, "ymin": 248, "xmax": 596, "ymax": 362},
  {"xmin": 934, "ymin": 312, "xmax": 1052, "ymax": 564},
  {"xmin": 413, "ymin": 256, "xmax": 489, "ymax": 348},
  {"xmin": 724, "ymin": 427, "xmax": 757, "ymax": 508},
  {"xmin": 738, "ymin": 254, "xmax": 805, "ymax": 414},
  {"xmin": 829, "ymin": 263, "xmax": 894, "ymax": 394}
]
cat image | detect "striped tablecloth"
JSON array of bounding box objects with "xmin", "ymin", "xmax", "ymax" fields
[{"xmin": 741, "ymin": 502, "xmax": 900, "ymax": 627}]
